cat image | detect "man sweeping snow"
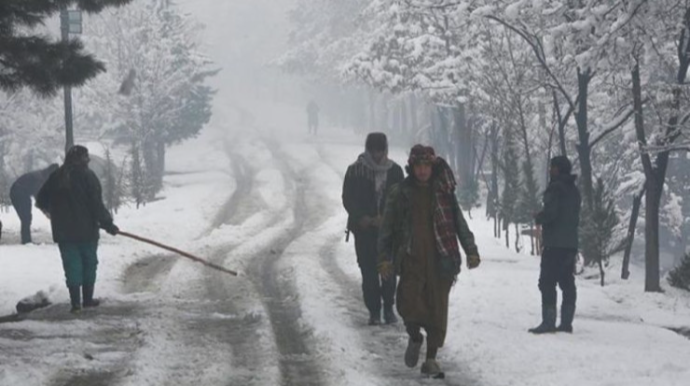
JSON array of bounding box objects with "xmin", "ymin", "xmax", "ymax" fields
[{"xmin": 36, "ymin": 145, "xmax": 119, "ymax": 314}]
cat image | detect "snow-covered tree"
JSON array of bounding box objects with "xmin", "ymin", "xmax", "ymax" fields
[{"xmin": 80, "ymin": 0, "xmax": 215, "ymax": 198}]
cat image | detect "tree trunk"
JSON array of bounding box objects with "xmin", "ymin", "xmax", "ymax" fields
[
  {"xmin": 530, "ymin": 222, "xmax": 535, "ymax": 256},
  {"xmin": 401, "ymin": 95, "xmax": 409, "ymax": 138},
  {"xmin": 505, "ymin": 220, "xmax": 510, "ymax": 248},
  {"xmin": 553, "ymin": 90, "xmax": 570, "ymax": 157},
  {"xmin": 368, "ymin": 88, "xmax": 376, "ymax": 132},
  {"xmin": 645, "ymin": 182, "xmax": 662, "ymax": 292},
  {"xmin": 575, "ymin": 69, "xmax": 594, "ymax": 209},
  {"xmin": 632, "ymin": 62, "xmax": 662, "ymax": 292},
  {"xmin": 598, "ymin": 258, "xmax": 606, "ymax": 287},
  {"xmin": 409, "ymin": 93, "xmax": 418, "ymax": 144},
  {"xmin": 454, "ymin": 104, "xmax": 472, "ymax": 187},
  {"xmin": 622, "ymin": 186, "xmax": 645, "ymax": 280},
  {"xmin": 514, "ymin": 222, "xmax": 520, "ymax": 253}
]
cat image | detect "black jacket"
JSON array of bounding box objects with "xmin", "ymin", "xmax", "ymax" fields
[
  {"xmin": 535, "ymin": 174, "xmax": 581, "ymax": 250},
  {"xmin": 35, "ymin": 165, "xmax": 114, "ymax": 243},
  {"xmin": 342, "ymin": 160, "xmax": 404, "ymax": 234}
]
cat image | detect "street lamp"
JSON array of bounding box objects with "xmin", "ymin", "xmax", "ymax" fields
[{"xmin": 59, "ymin": 8, "xmax": 83, "ymax": 154}]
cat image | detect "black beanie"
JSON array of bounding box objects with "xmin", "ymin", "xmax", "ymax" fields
[
  {"xmin": 65, "ymin": 145, "xmax": 89, "ymax": 166},
  {"xmin": 365, "ymin": 132, "xmax": 388, "ymax": 152},
  {"xmin": 550, "ymin": 155, "xmax": 572, "ymax": 175}
]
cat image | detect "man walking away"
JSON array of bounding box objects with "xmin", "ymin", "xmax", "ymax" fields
[
  {"xmin": 343, "ymin": 133, "xmax": 404, "ymax": 325},
  {"xmin": 378, "ymin": 145, "xmax": 481, "ymax": 377},
  {"xmin": 36, "ymin": 145, "xmax": 119, "ymax": 314},
  {"xmin": 10, "ymin": 163, "xmax": 59, "ymax": 244},
  {"xmin": 529, "ymin": 155, "xmax": 581, "ymax": 334}
]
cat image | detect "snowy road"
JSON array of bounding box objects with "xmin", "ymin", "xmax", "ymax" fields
[
  {"xmin": 3, "ymin": 123, "xmax": 690, "ymax": 386},
  {"xmin": 0, "ymin": 127, "xmax": 482, "ymax": 386}
]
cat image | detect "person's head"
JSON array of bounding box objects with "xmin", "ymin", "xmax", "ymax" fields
[
  {"xmin": 365, "ymin": 132, "xmax": 388, "ymax": 164},
  {"xmin": 407, "ymin": 144, "xmax": 436, "ymax": 183},
  {"xmin": 550, "ymin": 155, "xmax": 572, "ymax": 178},
  {"xmin": 65, "ymin": 145, "xmax": 90, "ymax": 167}
]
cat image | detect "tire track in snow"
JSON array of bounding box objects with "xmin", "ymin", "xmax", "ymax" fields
[
  {"xmin": 197, "ymin": 151, "xmax": 279, "ymax": 386},
  {"xmin": 240, "ymin": 139, "xmax": 328, "ymax": 386}
]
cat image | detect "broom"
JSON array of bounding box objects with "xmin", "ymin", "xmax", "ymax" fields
[{"xmin": 119, "ymin": 231, "xmax": 238, "ymax": 276}]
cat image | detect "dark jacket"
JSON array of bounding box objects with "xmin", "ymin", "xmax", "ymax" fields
[
  {"xmin": 377, "ymin": 176, "xmax": 478, "ymax": 276},
  {"xmin": 35, "ymin": 165, "xmax": 114, "ymax": 243},
  {"xmin": 342, "ymin": 160, "xmax": 404, "ymax": 235},
  {"xmin": 9, "ymin": 165, "xmax": 58, "ymax": 199},
  {"xmin": 535, "ymin": 174, "xmax": 581, "ymax": 250}
]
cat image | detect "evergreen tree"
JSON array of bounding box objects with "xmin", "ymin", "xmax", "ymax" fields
[
  {"xmin": 668, "ymin": 252, "xmax": 690, "ymax": 291},
  {"xmin": 0, "ymin": 0, "xmax": 133, "ymax": 95},
  {"xmin": 103, "ymin": 149, "xmax": 123, "ymax": 214},
  {"xmin": 501, "ymin": 129, "xmax": 521, "ymax": 250},
  {"xmin": 130, "ymin": 143, "xmax": 145, "ymax": 209},
  {"xmin": 457, "ymin": 179, "xmax": 480, "ymax": 219},
  {"xmin": 580, "ymin": 177, "xmax": 620, "ymax": 286},
  {"xmin": 517, "ymin": 158, "xmax": 541, "ymax": 255}
]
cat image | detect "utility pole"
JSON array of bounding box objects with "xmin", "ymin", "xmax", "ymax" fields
[{"xmin": 59, "ymin": 7, "xmax": 82, "ymax": 154}]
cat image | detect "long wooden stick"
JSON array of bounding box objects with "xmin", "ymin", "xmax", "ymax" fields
[{"xmin": 119, "ymin": 231, "xmax": 238, "ymax": 276}]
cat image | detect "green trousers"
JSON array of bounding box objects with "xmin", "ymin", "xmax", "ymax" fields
[{"xmin": 58, "ymin": 242, "xmax": 99, "ymax": 287}]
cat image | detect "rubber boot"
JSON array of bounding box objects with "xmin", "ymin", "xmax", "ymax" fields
[
  {"xmin": 82, "ymin": 284, "xmax": 100, "ymax": 308},
  {"xmin": 384, "ymin": 307, "xmax": 398, "ymax": 324},
  {"xmin": 557, "ymin": 304, "xmax": 575, "ymax": 333},
  {"xmin": 421, "ymin": 359, "xmax": 443, "ymax": 378},
  {"xmin": 405, "ymin": 337, "xmax": 423, "ymax": 368},
  {"xmin": 68, "ymin": 286, "xmax": 82, "ymax": 314},
  {"xmin": 528, "ymin": 305, "xmax": 557, "ymax": 334},
  {"xmin": 368, "ymin": 310, "xmax": 381, "ymax": 325}
]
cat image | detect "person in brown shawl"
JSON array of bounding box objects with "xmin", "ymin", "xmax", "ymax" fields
[{"xmin": 377, "ymin": 144, "xmax": 480, "ymax": 377}]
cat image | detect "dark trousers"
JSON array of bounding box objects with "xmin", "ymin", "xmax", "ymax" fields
[
  {"xmin": 355, "ymin": 231, "xmax": 396, "ymax": 318},
  {"xmin": 10, "ymin": 192, "xmax": 32, "ymax": 244},
  {"xmin": 539, "ymin": 247, "xmax": 577, "ymax": 307},
  {"xmin": 58, "ymin": 242, "xmax": 99, "ymax": 288}
]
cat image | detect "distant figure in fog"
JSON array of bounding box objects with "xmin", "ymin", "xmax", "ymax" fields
[
  {"xmin": 10, "ymin": 163, "xmax": 59, "ymax": 244},
  {"xmin": 307, "ymin": 100, "xmax": 320, "ymax": 136},
  {"xmin": 36, "ymin": 145, "xmax": 119, "ymax": 314}
]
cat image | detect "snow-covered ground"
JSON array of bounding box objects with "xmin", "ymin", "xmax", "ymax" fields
[
  {"xmin": 2, "ymin": 1, "xmax": 690, "ymax": 384},
  {"xmin": 2, "ymin": 115, "xmax": 690, "ymax": 386}
]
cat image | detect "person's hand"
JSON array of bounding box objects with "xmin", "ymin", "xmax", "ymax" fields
[
  {"xmin": 358, "ymin": 216, "xmax": 373, "ymax": 229},
  {"xmin": 378, "ymin": 260, "xmax": 394, "ymax": 279},
  {"xmin": 467, "ymin": 255, "xmax": 481, "ymax": 269},
  {"xmin": 105, "ymin": 224, "xmax": 120, "ymax": 236}
]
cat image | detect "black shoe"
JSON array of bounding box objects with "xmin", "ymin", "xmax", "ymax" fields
[
  {"xmin": 384, "ymin": 308, "xmax": 398, "ymax": 324},
  {"xmin": 82, "ymin": 284, "xmax": 100, "ymax": 308},
  {"xmin": 83, "ymin": 298, "xmax": 101, "ymax": 308},
  {"xmin": 557, "ymin": 304, "xmax": 575, "ymax": 333},
  {"xmin": 368, "ymin": 316, "xmax": 381, "ymax": 325},
  {"xmin": 556, "ymin": 324, "xmax": 573, "ymax": 333},
  {"xmin": 68, "ymin": 286, "xmax": 81, "ymax": 313},
  {"xmin": 528, "ymin": 305, "xmax": 557, "ymax": 334},
  {"xmin": 405, "ymin": 336, "xmax": 423, "ymax": 368}
]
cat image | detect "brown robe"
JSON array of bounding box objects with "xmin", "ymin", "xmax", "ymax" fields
[{"xmin": 396, "ymin": 183, "xmax": 453, "ymax": 348}]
